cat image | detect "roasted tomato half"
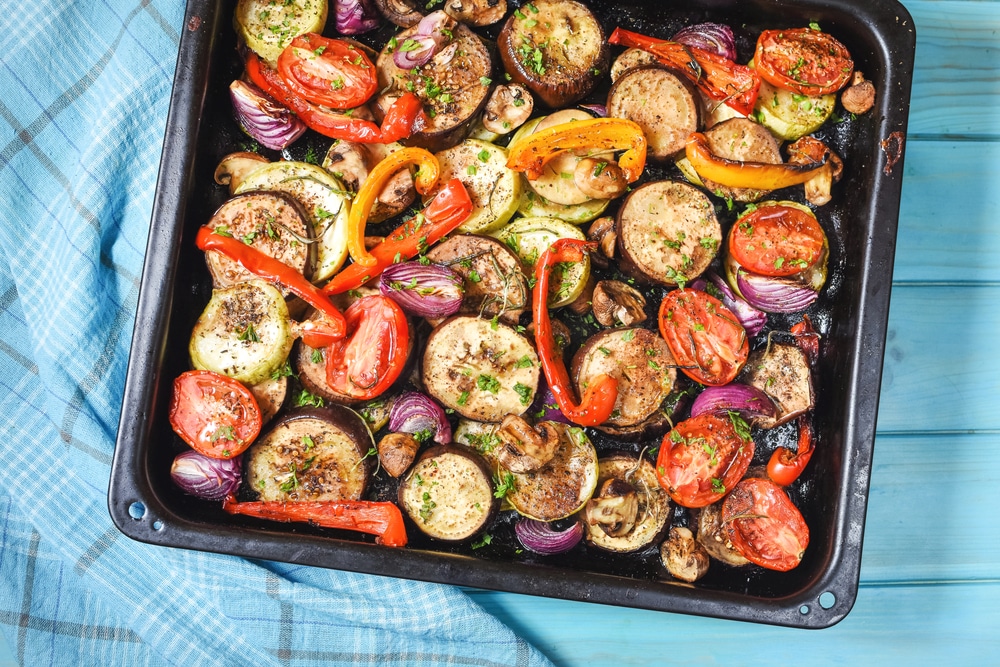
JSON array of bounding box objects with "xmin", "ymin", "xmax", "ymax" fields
[
  {"xmin": 722, "ymin": 476, "xmax": 810, "ymax": 571},
  {"xmin": 169, "ymin": 370, "xmax": 262, "ymax": 459},
  {"xmin": 277, "ymin": 33, "xmax": 378, "ymax": 109},
  {"xmin": 325, "ymin": 295, "xmax": 410, "ymax": 401},
  {"xmin": 658, "ymin": 288, "xmax": 749, "ymax": 386},
  {"xmin": 754, "ymin": 28, "xmax": 854, "ymax": 96},
  {"xmin": 728, "ymin": 204, "xmax": 826, "ymax": 278},
  {"xmin": 655, "ymin": 412, "xmax": 755, "ymax": 508}
]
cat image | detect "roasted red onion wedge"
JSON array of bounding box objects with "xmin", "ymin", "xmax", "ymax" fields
[
  {"xmin": 514, "ymin": 519, "xmax": 584, "ymax": 555},
  {"xmin": 736, "ymin": 269, "xmax": 820, "ymax": 313},
  {"xmin": 690, "ymin": 383, "xmax": 777, "ymax": 421},
  {"xmin": 388, "ymin": 391, "xmax": 452, "ymax": 444},
  {"xmin": 335, "ymin": 0, "xmax": 381, "ymax": 34},
  {"xmin": 379, "ymin": 260, "xmax": 464, "ymax": 318},
  {"xmin": 229, "ymin": 80, "xmax": 306, "ymax": 150},
  {"xmin": 170, "ymin": 450, "xmax": 242, "ymax": 500},
  {"xmin": 671, "ymin": 22, "xmax": 738, "ymax": 61},
  {"xmin": 692, "ymin": 272, "xmax": 768, "ymax": 336}
]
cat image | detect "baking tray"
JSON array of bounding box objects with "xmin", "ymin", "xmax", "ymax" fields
[{"xmin": 110, "ymin": 0, "xmax": 915, "ymax": 628}]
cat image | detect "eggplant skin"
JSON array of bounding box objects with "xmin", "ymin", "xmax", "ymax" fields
[
  {"xmin": 245, "ymin": 406, "xmax": 374, "ymax": 502},
  {"xmin": 398, "ymin": 444, "xmax": 499, "ymax": 541},
  {"xmin": 497, "ymin": 0, "xmax": 608, "ymax": 108}
]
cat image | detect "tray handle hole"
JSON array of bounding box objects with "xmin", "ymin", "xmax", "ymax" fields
[
  {"xmin": 819, "ymin": 591, "xmax": 836, "ymax": 609},
  {"xmin": 799, "ymin": 605, "xmax": 810, "ymax": 615},
  {"xmin": 153, "ymin": 520, "xmax": 164, "ymax": 531},
  {"xmin": 128, "ymin": 501, "xmax": 147, "ymax": 520}
]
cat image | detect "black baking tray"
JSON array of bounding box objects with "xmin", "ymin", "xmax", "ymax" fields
[{"xmin": 110, "ymin": 0, "xmax": 915, "ymax": 628}]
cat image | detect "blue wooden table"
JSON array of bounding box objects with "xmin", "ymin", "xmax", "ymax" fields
[
  {"xmin": 1, "ymin": 0, "xmax": 996, "ymax": 664},
  {"xmin": 459, "ymin": 1, "xmax": 1000, "ymax": 663}
]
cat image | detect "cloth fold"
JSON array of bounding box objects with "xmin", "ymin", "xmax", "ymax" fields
[{"xmin": 0, "ymin": 1, "xmax": 553, "ymax": 665}]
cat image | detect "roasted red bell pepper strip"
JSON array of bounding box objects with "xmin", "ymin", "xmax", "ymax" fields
[
  {"xmin": 685, "ymin": 131, "xmax": 830, "ymax": 190},
  {"xmin": 533, "ymin": 239, "xmax": 618, "ymax": 426},
  {"xmin": 246, "ymin": 52, "xmax": 425, "ymax": 144},
  {"xmin": 790, "ymin": 314, "xmax": 820, "ymax": 365},
  {"xmin": 222, "ymin": 496, "xmax": 408, "ymax": 547},
  {"xmin": 506, "ymin": 117, "xmax": 647, "ymax": 182},
  {"xmin": 609, "ymin": 28, "xmax": 760, "ymax": 116},
  {"xmin": 322, "ymin": 177, "xmax": 473, "ymax": 295},
  {"xmin": 196, "ymin": 226, "xmax": 346, "ymax": 341},
  {"xmin": 766, "ymin": 416, "xmax": 815, "ymax": 486},
  {"xmin": 347, "ymin": 147, "xmax": 440, "ymax": 269}
]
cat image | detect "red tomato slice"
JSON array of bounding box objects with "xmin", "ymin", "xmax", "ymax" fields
[
  {"xmin": 658, "ymin": 288, "xmax": 749, "ymax": 386},
  {"xmin": 728, "ymin": 204, "xmax": 826, "ymax": 278},
  {"xmin": 655, "ymin": 413, "xmax": 755, "ymax": 508},
  {"xmin": 754, "ymin": 28, "xmax": 854, "ymax": 96},
  {"xmin": 169, "ymin": 370, "xmax": 262, "ymax": 459},
  {"xmin": 326, "ymin": 295, "xmax": 410, "ymax": 401},
  {"xmin": 722, "ymin": 477, "xmax": 810, "ymax": 571},
  {"xmin": 277, "ymin": 34, "xmax": 378, "ymax": 109}
]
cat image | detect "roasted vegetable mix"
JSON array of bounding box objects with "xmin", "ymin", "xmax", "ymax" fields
[{"xmin": 166, "ymin": 0, "xmax": 875, "ymax": 579}]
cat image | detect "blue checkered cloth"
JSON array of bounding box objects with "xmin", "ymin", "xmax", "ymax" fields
[{"xmin": 0, "ymin": 1, "xmax": 552, "ymax": 665}]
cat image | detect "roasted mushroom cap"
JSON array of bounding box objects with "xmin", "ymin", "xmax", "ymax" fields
[
  {"xmin": 841, "ymin": 71, "xmax": 876, "ymax": 115},
  {"xmin": 574, "ymin": 157, "xmax": 628, "ymax": 200},
  {"xmin": 482, "ymin": 84, "xmax": 534, "ymax": 134},
  {"xmin": 585, "ymin": 477, "xmax": 640, "ymax": 537},
  {"xmin": 591, "ymin": 279, "xmax": 647, "ymax": 326},
  {"xmin": 495, "ymin": 415, "xmax": 560, "ymax": 473},
  {"xmin": 586, "ymin": 216, "xmax": 616, "ymax": 268},
  {"xmin": 787, "ymin": 136, "xmax": 844, "ymax": 207},
  {"xmin": 214, "ymin": 151, "xmax": 269, "ymax": 194},
  {"xmin": 377, "ymin": 432, "xmax": 419, "ymax": 478},
  {"xmin": 661, "ymin": 526, "xmax": 711, "ymax": 582}
]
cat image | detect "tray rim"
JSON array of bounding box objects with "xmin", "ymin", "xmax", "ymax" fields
[{"xmin": 110, "ymin": 0, "xmax": 916, "ymax": 629}]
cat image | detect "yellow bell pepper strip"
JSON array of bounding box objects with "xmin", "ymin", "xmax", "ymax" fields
[
  {"xmin": 222, "ymin": 496, "xmax": 408, "ymax": 547},
  {"xmin": 506, "ymin": 117, "xmax": 647, "ymax": 183},
  {"xmin": 322, "ymin": 177, "xmax": 474, "ymax": 295},
  {"xmin": 533, "ymin": 239, "xmax": 618, "ymax": 427},
  {"xmin": 195, "ymin": 226, "xmax": 346, "ymax": 343},
  {"xmin": 347, "ymin": 147, "xmax": 441, "ymax": 270},
  {"xmin": 685, "ymin": 132, "xmax": 830, "ymax": 190},
  {"xmin": 609, "ymin": 27, "xmax": 761, "ymax": 116}
]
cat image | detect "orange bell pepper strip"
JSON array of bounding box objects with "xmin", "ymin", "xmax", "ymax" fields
[
  {"xmin": 346, "ymin": 147, "xmax": 440, "ymax": 270},
  {"xmin": 246, "ymin": 52, "xmax": 426, "ymax": 144},
  {"xmin": 322, "ymin": 177, "xmax": 473, "ymax": 295},
  {"xmin": 609, "ymin": 28, "xmax": 760, "ymax": 116},
  {"xmin": 506, "ymin": 117, "xmax": 647, "ymax": 182},
  {"xmin": 685, "ymin": 132, "xmax": 830, "ymax": 190},
  {"xmin": 195, "ymin": 226, "xmax": 346, "ymax": 342},
  {"xmin": 222, "ymin": 496, "xmax": 408, "ymax": 547},
  {"xmin": 533, "ymin": 239, "xmax": 618, "ymax": 427}
]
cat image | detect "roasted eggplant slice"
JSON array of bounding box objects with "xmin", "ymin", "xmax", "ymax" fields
[
  {"xmin": 583, "ymin": 453, "xmax": 671, "ymax": 553},
  {"xmin": 571, "ymin": 327, "xmax": 676, "ymax": 430},
  {"xmin": 204, "ymin": 191, "xmax": 314, "ymax": 290},
  {"xmin": 249, "ymin": 373, "xmax": 290, "ymax": 426},
  {"xmin": 695, "ymin": 501, "xmax": 751, "ymax": 567},
  {"xmin": 689, "ymin": 117, "xmax": 784, "ymax": 203},
  {"xmin": 616, "ymin": 180, "xmax": 721, "ymax": 287},
  {"xmin": 740, "ymin": 342, "xmax": 814, "ymax": 428},
  {"xmin": 426, "ymin": 234, "xmax": 529, "ymax": 323},
  {"xmin": 607, "ymin": 65, "xmax": 701, "ymax": 161},
  {"xmin": 245, "ymin": 405, "xmax": 375, "ymax": 502},
  {"xmin": 398, "ymin": 444, "xmax": 499, "ymax": 541},
  {"xmin": 501, "ymin": 421, "xmax": 599, "ymax": 522},
  {"xmin": 375, "ymin": 23, "xmax": 492, "ymax": 152},
  {"xmin": 189, "ymin": 280, "xmax": 294, "ymax": 386},
  {"xmin": 498, "ymin": 0, "xmax": 608, "ymax": 108},
  {"xmin": 422, "ymin": 315, "xmax": 540, "ymax": 422}
]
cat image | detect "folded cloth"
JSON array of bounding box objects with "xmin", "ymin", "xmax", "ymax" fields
[{"xmin": 0, "ymin": 1, "xmax": 553, "ymax": 665}]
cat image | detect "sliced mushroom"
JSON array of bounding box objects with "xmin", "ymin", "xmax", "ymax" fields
[
  {"xmin": 373, "ymin": 0, "xmax": 422, "ymax": 27},
  {"xmin": 841, "ymin": 71, "xmax": 876, "ymax": 115},
  {"xmin": 214, "ymin": 152, "xmax": 269, "ymax": 194},
  {"xmin": 323, "ymin": 141, "xmax": 416, "ymax": 222},
  {"xmin": 661, "ymin": 526, "xmax": 710, "ymax": 582},
  {"xmin": 574, "ymin": 157, "xmax": 628, "ymax": 200},
  {"xmin": 495, "ymin": 415, "xmax": 560, "ymax": 473},
  {"xmin": 322, "ymin": 140, "xmax": 372, "ymax": 192},
  {"xmin": 526, "ymin": 317, "xmax": 572, "ymax": 353},
  {"xmin": 585, "ymin": 477, "xmax": 639, "ymax": 537},
  {"xmin": 377, "ymin": 432, "xmax": 420, "ymax": 478},
  {"xmin": 482, "ymin": 84, "xmax": 534, "ymax": 135},
  {"xmin": 586, "ymin": 216, "xmax": 616, "ymax": 268},
  {"xmin": 787, "ymin": 136, "xmax": 844, "ymax": 207},
  {"xmin": 444, "ymin": 0, "xmax": 507, "ymax": 27},
  {"xmin": 591, "ymin": 280, "xmax": 646, "ymax": 327}
]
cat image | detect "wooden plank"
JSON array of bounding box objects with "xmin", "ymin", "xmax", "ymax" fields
[
  {"xmin": 904, "ymin": 1, "xmax": 1000, "ymax": 138},
  {"xmin": 468, "ymin": 581, "xmax": 1000, "ymax": 666},
  {"xmin": 877, "ymin": 284, "xmax": 1000, "ymax": 431},
  {"xmin": 861, "ymin": 432, "xmax": 1000, "ymax": 582},
  {"xmin": 892, "ymin": 141, "xmax": 1000, "ymax": 283}
]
